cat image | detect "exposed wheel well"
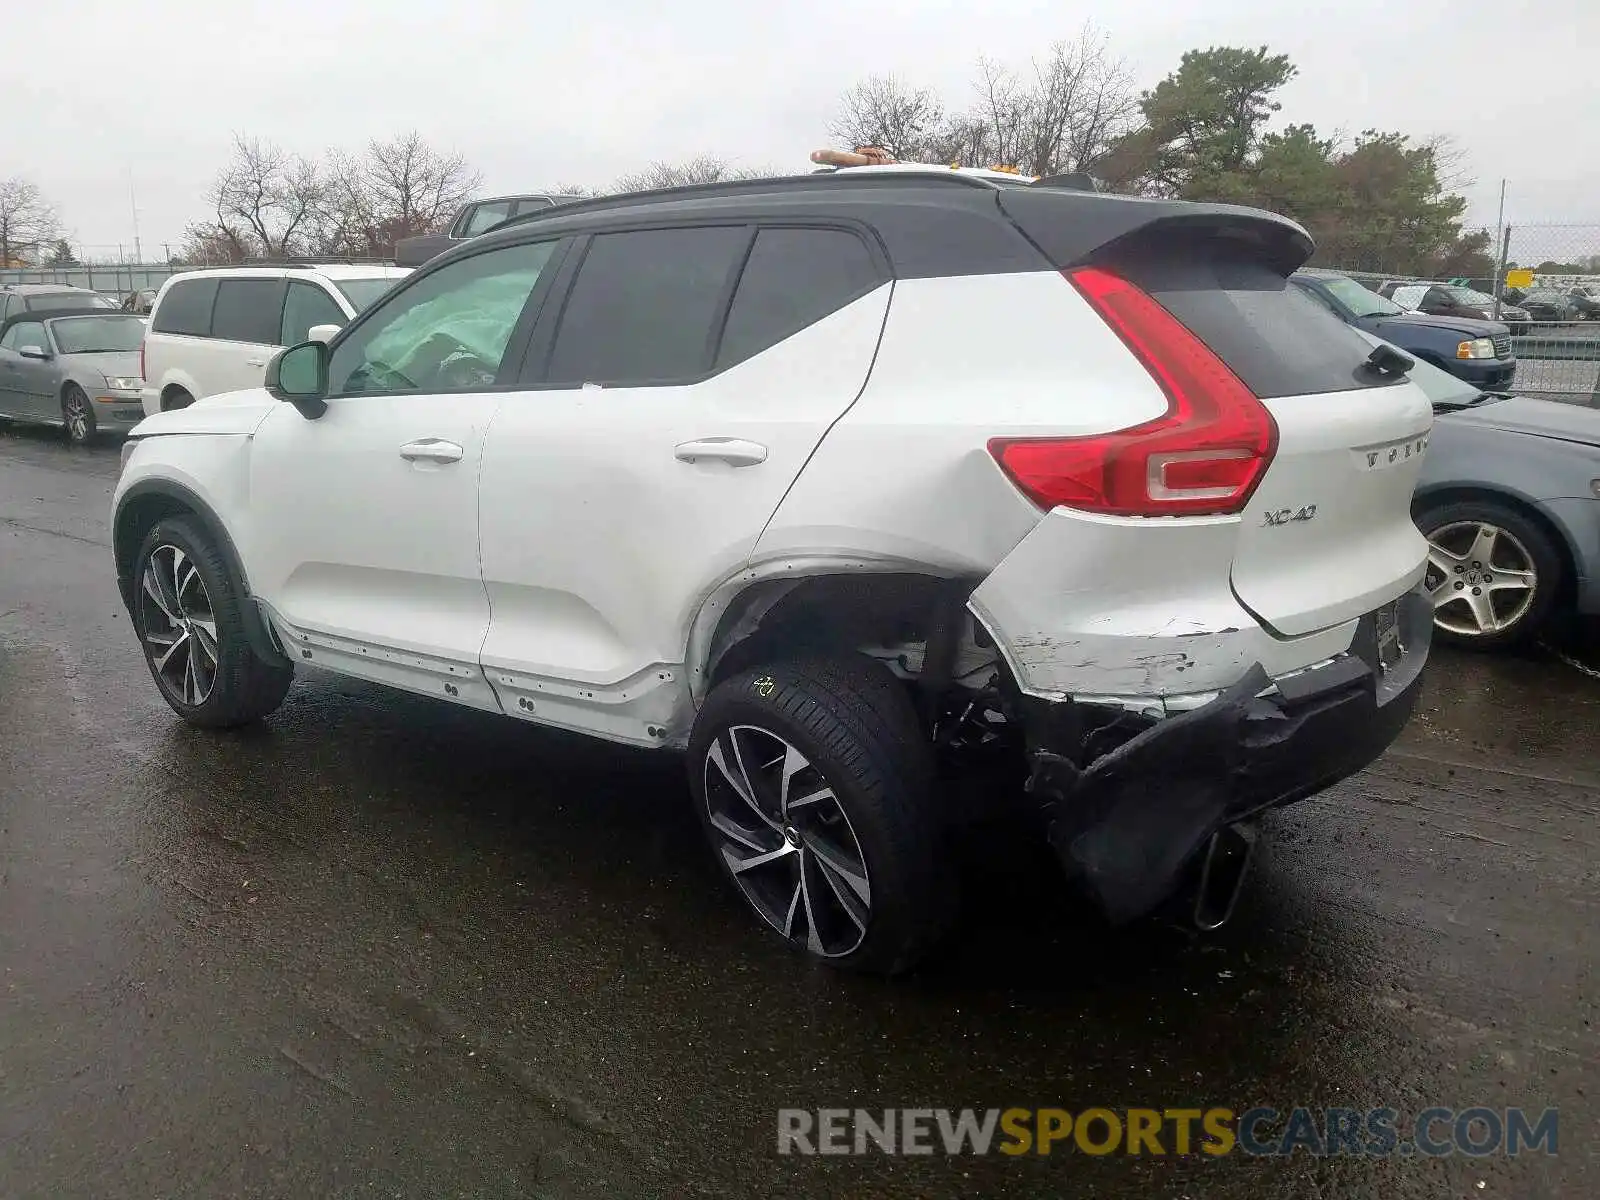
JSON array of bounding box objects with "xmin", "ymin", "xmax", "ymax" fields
[
  {"xmin": 700, "ymin": 571, "xmax": 994, "ymax": 729},
  {"xmin": 1412, "ymin": 486, "xmax": 1578, "ymax": 602},
  {"xmin": 161, "ymin": 385, "xmax": 194, "ymax": 411}
]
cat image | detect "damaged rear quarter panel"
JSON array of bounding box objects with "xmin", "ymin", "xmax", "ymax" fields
[{"xmin": 968, "ymin": 508, "xmax": 1358, "ymax": 702}]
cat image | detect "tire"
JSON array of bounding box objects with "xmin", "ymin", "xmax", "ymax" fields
[
  {"xmin": 132, "ymin": 515, "xmax": 293, "ymax": 727},
  {"xmin": 61, "ymin": 384, "xmax": 95, "ymax": 445},
  {"xmin": 688, "ymin": 656, "xmax": 951, "ymax": 975},
  {"xmin": 163, "ymin": 388, "xmax": 194, "ymax": 412},
  {"xmin": 1416, "ymin": 498, "xmax": 1564, "ymax": 650}
]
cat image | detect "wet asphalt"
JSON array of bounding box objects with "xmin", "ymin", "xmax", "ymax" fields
[{"xmin": 1, "ymin": 424, "xmax": 1596, "ymax": 1199}]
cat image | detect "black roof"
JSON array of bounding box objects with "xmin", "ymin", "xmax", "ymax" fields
[
  {"xmin": 453, "ymin": 169, "xmax": 1312, "ymax": 281},
  {"xmin": 0, "ymin": 307, "xmax": 142, "ymax": 343}
]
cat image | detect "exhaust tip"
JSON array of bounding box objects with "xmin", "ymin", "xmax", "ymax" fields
[{"xmin": 1192, "ymin": 821, "xmax": 1259, "ymax": 931}]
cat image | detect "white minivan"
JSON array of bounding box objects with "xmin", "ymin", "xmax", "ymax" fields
[{"xmin": 139, "ymin": 264, "xmax": 410, "ymax": 415}]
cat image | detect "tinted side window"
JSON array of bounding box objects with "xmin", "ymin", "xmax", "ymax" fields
[
  {"xmin": 546, "ymin": 227, "xmax": 749, "ymax": 386},
  {"xmin": 151, "ymin": 278, "xmax": 219, "ymax": 336},
  {"xmin": 280, "ymin": 282, "xmax": 346, "ymax": 346},
  {"xmin": 461, "ymin": 202, "xmax": 514, "ymax": 236},
  {"xmin": 716, "ymin": 228, "xmax": 882, "ymax": 369},
  {"xmin": 211, "ymin": 279, "xmax": 284, "ymax": 344}
]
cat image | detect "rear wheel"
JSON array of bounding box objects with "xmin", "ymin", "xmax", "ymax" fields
[
  {"xmin": 133, "ymin": 516, "xmax": 293, "ymax": 726},
  {"xmin": 1417, "ymin": 499, "xmax": 1563, "ymax": 649},
  {"xmin": 688, "ymin": 656, "xmax": 950, "ymax": 974},
  {"xmin": 61, "ymin": 384, "xmax": 94, "ymax": 444}
]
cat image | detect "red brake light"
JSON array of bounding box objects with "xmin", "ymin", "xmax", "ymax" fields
[
  {"xmin": 139, "ymin": 337, "xmax": 145, "ymax": 382},
  {"xmin": 988, "ymin": 266, "xmax": 1278, "ymax": 516}
]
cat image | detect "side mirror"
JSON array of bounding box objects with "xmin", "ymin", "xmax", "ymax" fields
[
  {"xmin": 266, "ymin": 340, "xmax": 329, "ymax": 419},
  {"xmin": 308, "ymin": 323, "xmax": 342, "ymax": 344},
  {"xmin": 19, "ymin": 345, "xmax": 50, "ymax": 360}
]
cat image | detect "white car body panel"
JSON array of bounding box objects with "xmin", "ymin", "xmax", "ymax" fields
[
  {"xmin": 241, "ymin": 393, "xmax": 504, "ymax": 710},
  {"xmin": 754, "ymin": 273, "xmax": 1166, "ymax": 573},
  {"xmin": 475, "ymin": 286, "xmax": 894, "ymax": 744}
]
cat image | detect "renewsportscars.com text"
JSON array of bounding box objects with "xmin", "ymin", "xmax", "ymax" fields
[{"xmin": 776, "ymin": 1106, "xmax": 1559, "ymax": 1158}]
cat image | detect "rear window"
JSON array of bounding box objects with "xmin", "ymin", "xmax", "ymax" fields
[
  {"xmin": 716, "ymin": 227, "xmax": 883, "ymax": 369},
  {"xmin": 152, "ymin": 278, "xmax": 219, "ymax": 336},
  {"xmin": 1117, "ymin": 249, "xmax": 1389, "ymax": 398}
]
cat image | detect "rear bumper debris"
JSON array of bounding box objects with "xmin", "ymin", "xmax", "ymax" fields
[{"xmin": 1024, "ymin": 585, "xmax": 1432, "ymax": 925}]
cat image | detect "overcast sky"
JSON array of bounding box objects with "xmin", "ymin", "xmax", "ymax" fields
[{"xmin": 12, "ymin": 0, "xmax": 1599, "ymax": 259}]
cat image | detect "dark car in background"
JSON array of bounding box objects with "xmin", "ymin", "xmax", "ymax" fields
[
  {"xmin": 1377, "ymin": 281, "xmax": 1531, "ymax": 334},
  {"xmin": 1519, "ymin": 288, "xmax": 1581, "ymax": 324},
  {"xmin": 393, "ymin": 193, "xmax": 578, "ymax": 267},
  {"xmin": 1564, "ymin": 286, "xmax": 1600, "ymax": 319},
  {"xmin": 1293, "ymin": 272, "xmax": 1517, "ymax": 388}
]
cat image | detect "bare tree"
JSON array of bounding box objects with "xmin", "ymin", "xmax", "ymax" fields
[
  {"xmin": 965, "ymin": 28, "xmax": 1138, "ymax": 175},
  {"xmin": 182, "ymin": 136, "xmax": 329, "ymax": 261},
  {"xmin": 825, "ymin": 25, "xmax": 1136, "ymax": 175},
  {"xmin": 360, "ymin": 131, "xmax": 482, "ymax": 248},
  {"xmin": 827, "ymin": 76, "xmax": 949, "ymax": 160},
  {"xmin": 0, "ymin": 177, "xmax": 61, "ymax": 266},
  {"xmin": 612, "ymin": 155, "xmax": 772, "ymax": 193}
]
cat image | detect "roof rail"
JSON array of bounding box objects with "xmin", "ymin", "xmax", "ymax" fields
[{"xmin": 479, "ymin": 169, "xmax": 1004, "ymax": 236}]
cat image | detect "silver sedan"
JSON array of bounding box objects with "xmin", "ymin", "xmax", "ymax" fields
[{"xmin": 0, "ymin": 310, "xmax": 147, "ymax": 444}]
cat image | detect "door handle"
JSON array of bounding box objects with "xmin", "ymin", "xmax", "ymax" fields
[
  {"xmin": 399, "ymin": 438, "xmax": 464, "ymax": 464},
  {"xmin": 674, "ymin": 437, "xmax": 768, "ymax": 467},
  {"xmin": 245, "ymin": 358, "xmax": 266, "ymax": 367}
]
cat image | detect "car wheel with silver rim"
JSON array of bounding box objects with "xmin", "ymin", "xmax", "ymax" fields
[
  {"xmin": 132, "ymin": 515, "xmax": 294, "ymax": 726},
  {"xmin": 1417, "ymin": 498, "xmax": 1563, "ymax": 649},
  {"xmin": 61, "ymin": 384, "xmax": 95, "ymax": 445},
  {"xmin": 688, "ymin": 657, "xmax": 950, "ymax": 974}
]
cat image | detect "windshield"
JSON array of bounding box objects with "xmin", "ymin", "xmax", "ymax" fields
[
  {"xmin": 49, "ymin": 315, "xmax": 146, "ymax": 354},
  {"xmin": 1444, "ymin": 287, "xmax": 1495, "ymax": 305},
  {"xmin": 1523, "ymin": 289, "xmax": 1562, "ymax": 301},
  {"xmin": 1313, "ymin": 276, "xmax": 1401, "ymax": 317},
  {"xmin": 28, "ymin": 292, "xmax": 117, "ymax": 313},
  {"xmin": 334, "ymin": 277, "xmax": 403, "ymax": 312}
]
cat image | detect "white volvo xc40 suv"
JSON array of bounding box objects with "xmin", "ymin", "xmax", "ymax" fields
[{"xmin": 113, "ymin": 167, "xmax": 1434, "ymax": 973}]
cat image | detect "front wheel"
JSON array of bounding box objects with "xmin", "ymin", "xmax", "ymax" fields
[
  {"xmin": 1418, "ymin": 499, "xmax": 1563, "ymax": 649},
  {"xmin": 133, "ymin": 516, "xmax": 293, "ymax": 727},
  {"xmin": 61, "ymin": 384, "xmax": 95, "ymax": 445},
  {"xmin": 688, "ymin": 657, "xmax": 951, "ymax": 974}
]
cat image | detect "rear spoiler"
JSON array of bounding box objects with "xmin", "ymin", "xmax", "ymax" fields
[{"xmin": 996, "ymin": 188, "xmax": 1315, "ymax": 277}]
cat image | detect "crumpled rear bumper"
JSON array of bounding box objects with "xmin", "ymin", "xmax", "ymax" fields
[{"xmin": 1025, "ymin": 586, "xmax": 1432, "ymax": 924}]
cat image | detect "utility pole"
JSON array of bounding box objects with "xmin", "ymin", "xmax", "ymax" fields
[
  {"xmin": 1491, "ymin": 180, "xmax": 1508, "ymax": 319},
  {"xmin": 128, "ymin": 169, "xmax": 143, "ymax": 263}
]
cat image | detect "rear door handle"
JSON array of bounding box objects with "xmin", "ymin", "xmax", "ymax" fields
[
  {"xmin": 245, "ymin": 358, "xmax": 266, "ymax": 367},
  {"xmin": 674, "ymin": 437, "xmax": 768, "ymax": 467},
  {"xmin": 399, "ymin": 438, "xmax": 464, "ymax": 464}
]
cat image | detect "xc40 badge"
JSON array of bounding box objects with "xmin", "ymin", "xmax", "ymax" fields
[{"xmin": 1263, "ymin": 505, "xmax": 1317, "ymax": 527}]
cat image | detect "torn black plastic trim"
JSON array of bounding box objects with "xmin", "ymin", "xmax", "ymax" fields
[{"xmin": 1027, "ymin": 587, "xmax": 1432, "ymax": 925}]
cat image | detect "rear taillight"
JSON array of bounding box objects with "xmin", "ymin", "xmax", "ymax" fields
[
  {"xmin": 988, "ymin": 266, "xmax": 1278, "ymax": 517},
  {"xmin": 139, "ymin": 337, "xmax": 145, "ymax": 382}
]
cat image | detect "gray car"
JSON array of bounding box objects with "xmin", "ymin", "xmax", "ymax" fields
[
  {"xmin": 0, "ymin": 309, "xmax": 146, "ymax": 444},
  {"xmin": 1367, "ymin": 334, "xmax": 1600, "ymax": 648}
]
